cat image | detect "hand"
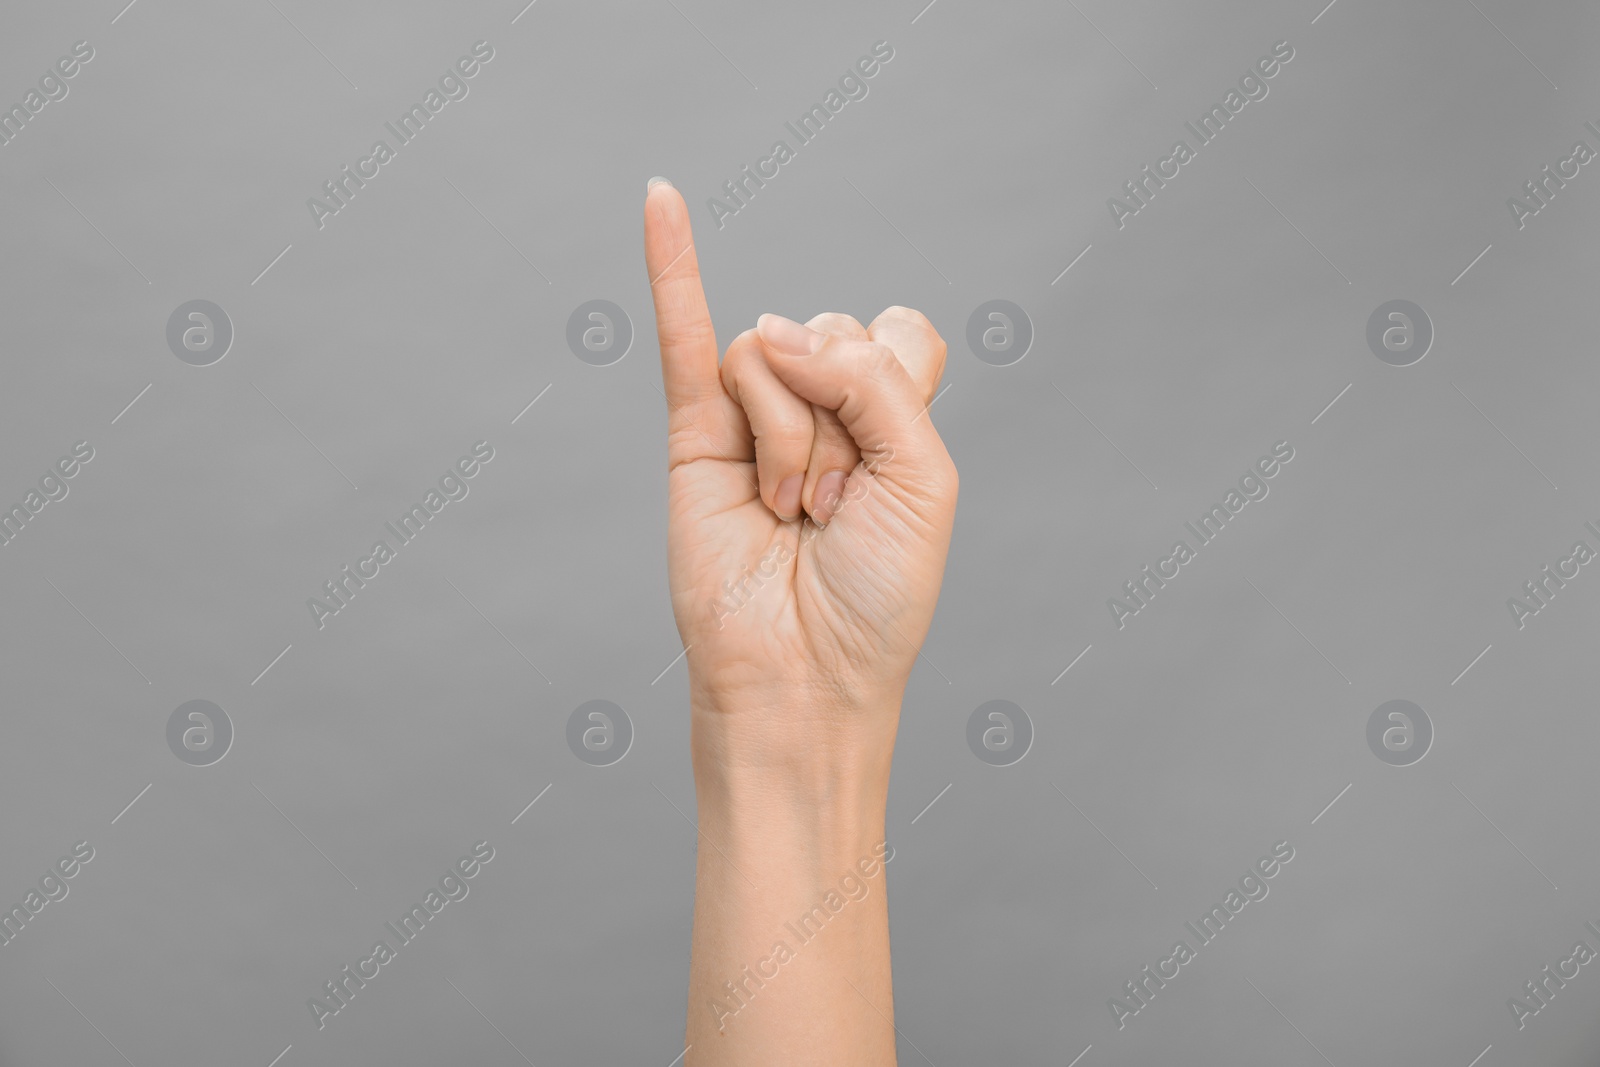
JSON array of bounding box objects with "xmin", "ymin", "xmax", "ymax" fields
[
  {"xmin": 642, "ymin": 179, "xmax": 959, "ymax": 782},
  {"xmin": 645, "ymin": 175, "xmax": 954, "ymax": 1066}
]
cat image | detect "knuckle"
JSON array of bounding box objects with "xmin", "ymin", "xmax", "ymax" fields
[
  {"xmin": 880, "ymin": 304, "xmax": 931, "ymax": 327},
  {"xmin": 874, "ymin": 305, "xmax": 936, "ymax": 336},
  {"xmin": 858, "ymin": 340, "xmax": 899, "ymax": 377},
  {"xmin": 806, "ymin": 312, "xmax": 867, "ymax": 338},
  {"xmin": 655, "ymin": 315, "xmax": 715, "ymax": 351},
  {"xmin": 873, "ymin": 306, "xmax": 948, "ymax": 367}
]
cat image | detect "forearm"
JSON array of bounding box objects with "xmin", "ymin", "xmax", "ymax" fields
[{"xmin": 684, "ymin": 700, "xmax": 900, "ymax": 1066}]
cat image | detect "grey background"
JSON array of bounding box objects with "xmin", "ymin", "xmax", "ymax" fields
[{"xmin": 1, "ymin": 0, "xmax": 1596, "ymax": 1064}]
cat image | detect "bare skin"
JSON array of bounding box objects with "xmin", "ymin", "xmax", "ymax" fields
[{"xmin": 643, "ymin": 177, "xmax": 958, "ymax": 1066}]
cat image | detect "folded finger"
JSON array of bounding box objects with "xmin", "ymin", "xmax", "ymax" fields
[
  {"xmin": 755, "ymin": 314, "xmax": 954, "ymax": 501},
  {"xmin": 867, "ymin": 305, "xmax": 947, "ymax": 410},
  {"xmin": 802, "ymin": 314, "xmax": 868, "ymax": 525},
  {"xmin": 721, "ymin": 328, "xmax": 815, "ymax": 521}
]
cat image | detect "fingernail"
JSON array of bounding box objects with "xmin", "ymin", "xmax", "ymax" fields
[
  {"xmin": 757, "ymin": 313, "xmax": 823, "ymax": 356},
  {"xmin": 811, "ymin": 470, "xmax": 849, "ymax": 526},
  {"xmin": 647, "ymin": 176, "xmax": 673, "ymax": 190},
  {"xmin": 774, "ymin": 474, "xmax": 803, "ymax": 521}
]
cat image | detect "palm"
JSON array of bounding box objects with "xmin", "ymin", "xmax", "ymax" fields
[{"xmin": 661, "ymin": 410, "xmax": 912, "ymax": 691}]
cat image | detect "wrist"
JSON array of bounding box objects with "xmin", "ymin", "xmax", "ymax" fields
[{"xmin": 689, "ymin": 689, "xmax": 898, "ymax": 836}]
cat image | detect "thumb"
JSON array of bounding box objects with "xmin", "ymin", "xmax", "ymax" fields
[{"xmin": 755, "ymin": 313, "xmax": 955, "ymax": 498}]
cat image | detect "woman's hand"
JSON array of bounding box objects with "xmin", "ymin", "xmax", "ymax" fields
[
  {"xmin": 645, "ymin": 176, "xmax": 956, "ymax": 1066},
  {"xmin": 643, "ymin": 179, "xmax": 959, "ymax": 788}
]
